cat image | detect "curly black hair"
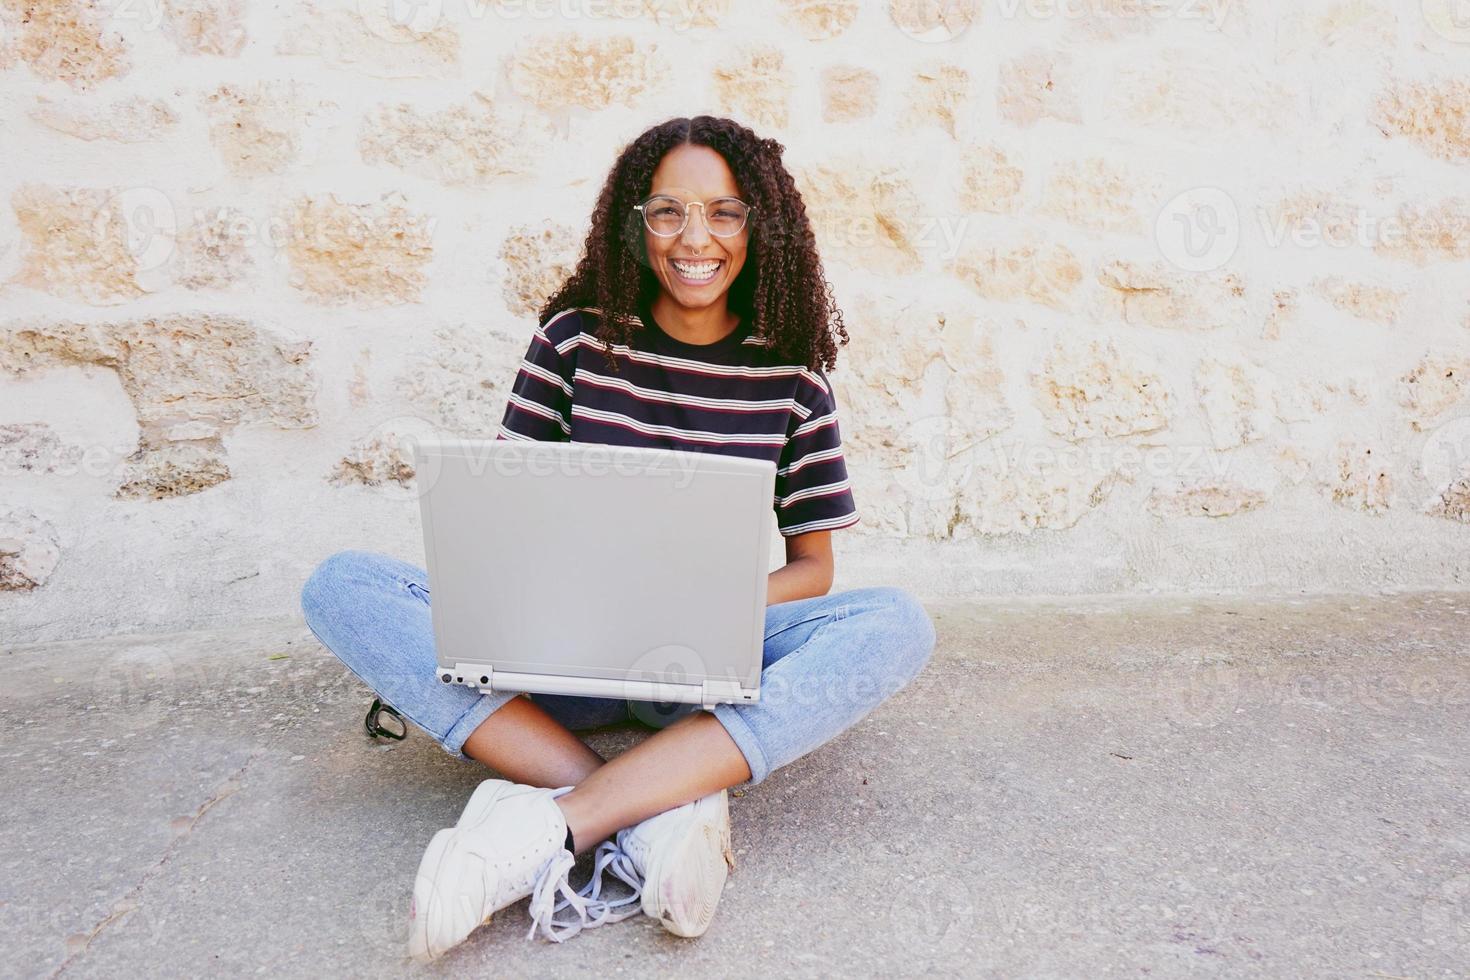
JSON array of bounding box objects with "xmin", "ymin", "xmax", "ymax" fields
[{"xmin": 539, "ymin": 115, "xmax": 849, "ymax": 375}]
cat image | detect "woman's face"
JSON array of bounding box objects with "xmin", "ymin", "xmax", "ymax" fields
[{"xmin": 642, "ymin": 144, "xmax": 749, "ymax": 312}]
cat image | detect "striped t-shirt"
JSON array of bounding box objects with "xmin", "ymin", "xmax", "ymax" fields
[{"xmin": 495, "ymin": 299, "xmax": 860, "ymax": 537}]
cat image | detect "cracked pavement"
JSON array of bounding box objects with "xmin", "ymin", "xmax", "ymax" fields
[{"xmin": 3, "ymin": 592, "xmax": 1469, "ymax": 978}]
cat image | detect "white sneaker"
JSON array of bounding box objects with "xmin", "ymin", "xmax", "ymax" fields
[
  {"xmin": 407, "ymin": 778, "xmax": 599, "ymax": 962},
  {"xmin": 584, "ymin": 789, "xmax": 736, "ymax": 938}
]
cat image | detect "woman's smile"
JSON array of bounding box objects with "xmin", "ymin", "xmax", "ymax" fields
[{"xmin": 670, "ymin": 257, "xmax": 724, "ymax": 286}]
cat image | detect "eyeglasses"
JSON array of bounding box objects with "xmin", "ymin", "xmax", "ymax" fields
[{"xmin": 633, "ymin": 194, "xmax": 753, "ymax": 238}]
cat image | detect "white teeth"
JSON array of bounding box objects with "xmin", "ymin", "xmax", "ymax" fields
[{"xmin": 672, "ymin": 260, "xmax": 720, "ymax": 280}]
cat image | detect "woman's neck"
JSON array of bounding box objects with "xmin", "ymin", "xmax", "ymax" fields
[{"xmin": 650, "ymin": 294, "xmax": 740, "ymax": 346}]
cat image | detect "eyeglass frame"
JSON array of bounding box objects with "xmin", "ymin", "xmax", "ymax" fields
[{"xmin": 632, "ymin": 194, "xmax": 755, "ymax": 238}]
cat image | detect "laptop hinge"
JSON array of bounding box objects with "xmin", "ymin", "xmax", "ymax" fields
[{"xmin": 701, "ymin": 679, "xmax": 750, "ymax": 710}]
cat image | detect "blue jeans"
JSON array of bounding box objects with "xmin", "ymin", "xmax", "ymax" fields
[{"xmin": 299, "ymin": 549, "xmax": 936, "ymax": 785}]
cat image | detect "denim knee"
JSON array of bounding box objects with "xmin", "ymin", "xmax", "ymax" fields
[
  {"xmin": 298, "ymin": 548, "xmax": 516, "ymax": 760},
  {"xmin": 856, "ymin": 585, "xmax": 937, "ymax": 693},
  {"xmin": 710, "ymin": 585, "xmax": 937, "ymax": 787},
  {"xmin": 301, "ymin": 549, "xmax": 375, "ymax": 624}
]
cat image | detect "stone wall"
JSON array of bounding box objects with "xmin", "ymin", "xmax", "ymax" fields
[{"xmin": 3, "ymin": 0, "xmax": 1469, "ymax": 643}]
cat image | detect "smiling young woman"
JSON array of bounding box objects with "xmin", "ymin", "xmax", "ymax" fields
[{"xmin": 299, "ymin": 115, "xmax": 937, "ymax": 959}]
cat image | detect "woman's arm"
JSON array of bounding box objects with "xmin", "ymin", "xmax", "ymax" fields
[{"xmin": 766, "ymin": 529, "xmax": 834, "ymax": 605}]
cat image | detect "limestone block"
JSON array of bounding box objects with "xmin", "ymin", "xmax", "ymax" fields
[
  {"xmin": 201, "ymin": 81, "xmax": 339, "ymax": 177},
  {"xmin": 1033, "ymin": 337, "xmax": 1170, "ymax": 441},
  {"xmin": 1397, "ymin": 353, "xmax": 1469, "ymax": 431},
  {"xmin": 1325, "ymin": 442, "xmax": 1393, "ymax": 513},
  {"xmin": 1038, "ymin": 158, "xmax": 1157, "ymax": 235},
  {"xmin": 956, "ymin": 145, "xmax": 1023, "ymax": 215},
  {"xmin": 938, "ymin": 312, "xmax": 1014, "ymax": 440},
  {"xmin": 396, "ymin": 324, "xmax": 524, "ymax": 434},
  {"xmin": 1276, "ymin": 1, "xmax": 1397, "ymax": 60},
  {"xmin": 713, "ymin": 46, "xmax": 793, "ymax": 130},
  {"xmin": 331, "ymin": 433, "xmax": 415, "ymax": 488},
  {"xmin": 1195, "ymin": 357, "xmax": 1274, "ymax": 450},
  {"xmin": 951, "ymin": 241, "xmax": 1082, "ymax": 310},
  {"xmin": 360, "ymin": 93, "xmax": 554, "ymax": 184},
  {"xmin": 904, "ymin": 64, "xmax": 969, "ymax": 139},
  {"xmin": 0, "ymin": 422, "xmax": 82, "ymax": 474},
  {"xmin": 499, "ymin": 224, "xmax": 581, "ymax": 318},
  {"xmin": 997, "ymin": 50, "xmax": 1082, "ymax": 128},
  {"xmin": 1372, "ymin": 77, "xmax": 1470, "ymax": 164},
  {"xmin": 0, "ymin": 315, "xmax": 317, "ymax": 499},
  {"xmin": 1068, "ymin": 0, "xmax": 1168, "ymax": 40},
  {"xmin": 509, "ymin": 33, "xmax": 663, "ymax": 113},
  {"xmin": 779, "ymin": 0, "xmax": 860, "ymax": 39},
  {"xmin": 176, "ymin": 206, "xmax": 256, "ymax": 291},
  {"xmin": 1274, "ymin": 377, "xmax": 1350, "ymax": 423},
  {"xmin": 277, "ymin": 1, "xmax": 458, "ymax": 78},
  {"xmin": 959, "ymin": 454, "xmax": 1119, "ymax": 536},
  {"xmin": 1147, "ymin": 482, "xmax": 1268, "ymax": 518},
  {"xmin": 0, "ymin": 509, "xmax": 59, "ymax": 591},
  {"xmin": 9, "ymin": 185, "xmax": 148, "ymax": 304},
  {"xmin": 161, "ymin": 0, "xmax": 248, "ymax": 57},
  {"xmin": 1097, "ymin": 260, "xmax": 1248, "ymax": 332},
  {"xmin": 821, "ymin": 66, "xmax": 878, "ymax": 122},
  {"xmin": 29, "ymin": 95, "xmax": 180, "ymax": 142},
  {"xmin": 798, "ymin": 165, "xmax": 926, "ymax": 275},
  {"xmin": 278, "ymin": 194, "xmax": 433, "ymax": 307},
  {"xmin": 1106, "ymin": 50, "xmax": 1296, "ymax": 134},
  {"xmin": 117, "ymin": 441, "xmax": 231, "ymax": 500},
  {"xmin": 0, "ymin": 0, "xmax": 129, "ymax": 89},
  {"xmin": 639, "ymin": 0, "xmax": 729, "ymax": 29},
  {"xmin": 1263, "ymin": 288, "xmax": 1298, "ymax": 341},
  {"xmin": 1311, "ymin": 277, "xmax": 1405, "ymax": 326},
  {"xmin": 888, "ymin": 0, "xmax": 979, "ymax": 42},
  {"xmin": 1374, "ymin": 197, "xmax": 1470, "ymax": 265},
  {"xmin": 1265, "ymin": 189, "xmax": 1364, "ymax": 249},
  {"xmin": 1425, "ymin": 473, "xmax": 1470, "ymax": 523}
]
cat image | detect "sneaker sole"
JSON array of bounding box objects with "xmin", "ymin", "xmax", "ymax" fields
[
  {"xmin": 408, "ymin": 827, "xmax": 464, "ymax": 963},
  {"xmin": 640, "ymin": 790, "xmax": 735, "ymax": 938}
]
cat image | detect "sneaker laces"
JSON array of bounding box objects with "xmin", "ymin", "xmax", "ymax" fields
[
  {"xmin": 570, "ymin": 840, "xmax": 644, "ymax": 926},
  {"xmin": 525, "ymin": 848, "xmax": 594, "ymax": 943}
]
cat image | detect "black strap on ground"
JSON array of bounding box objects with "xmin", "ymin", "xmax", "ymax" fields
[{"xmin": 364, "ymin": 698, "xmax": 407, "ymax": 741}]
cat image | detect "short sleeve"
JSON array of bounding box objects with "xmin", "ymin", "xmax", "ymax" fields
[
  {"xmin": 774, "ymin": 369, "xmax": 860, "ymax": 536},
  {"xmin": 496, "ymin": 317, "xmax": 575, "ymax": 442}
]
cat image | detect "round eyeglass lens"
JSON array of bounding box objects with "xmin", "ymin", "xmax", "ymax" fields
[{"xmin": 642, "ymin": 196, "xmax": 749, "ymax": 236}]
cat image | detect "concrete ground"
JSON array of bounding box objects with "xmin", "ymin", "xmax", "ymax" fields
[{"xmin": 3, "ymin": 592, "xmax": 1468, "ymax": 979}]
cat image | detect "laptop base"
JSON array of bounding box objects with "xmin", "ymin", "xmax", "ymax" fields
[{"xmin": 439, "ymin": 663, "xmax": 760, "ymax": 710}]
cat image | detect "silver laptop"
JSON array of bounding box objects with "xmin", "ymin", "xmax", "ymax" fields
[{"xmin": 410, "ymin": 438, "xmax": 773, "ymax": 709}]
